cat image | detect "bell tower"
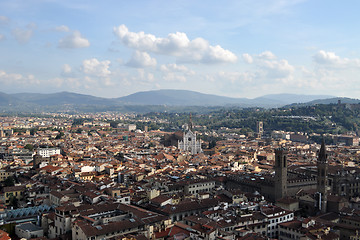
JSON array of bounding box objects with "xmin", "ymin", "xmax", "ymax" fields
[
  {"xmin": 317, "ymin": 140, "xmax": 328, "ymax": 213},
  {"xmin": 188, "ymin": 113, "xmax": 193, "ymax": 131},
  {"xmin": 274, "ymin": 148, "xmax": 288, "ymax": 201}
]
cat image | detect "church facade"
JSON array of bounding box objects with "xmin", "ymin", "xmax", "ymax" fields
[
  {"xmin": 178, "ymin": 129, "xmax": 202, "ymax": 155},
  {"xmin": 178, "ymin": 115, "xmax": 202, "ymax": 155}
]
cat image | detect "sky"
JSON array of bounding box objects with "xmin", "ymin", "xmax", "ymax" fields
[{"xmin": 1, "ymin": 0, "xmax": 360, "ymax": 99}]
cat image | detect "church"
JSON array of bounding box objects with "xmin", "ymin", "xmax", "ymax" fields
[{"xmin": 178, "ymin": 115, "xmax": 202, "ymax": 155}]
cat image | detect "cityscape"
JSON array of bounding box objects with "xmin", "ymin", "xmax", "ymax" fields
[{"xmin": 1, "ymin": 1, "xmax": 360, "ymax": 240}]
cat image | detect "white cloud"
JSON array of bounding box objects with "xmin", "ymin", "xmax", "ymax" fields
[
  {"xmin": 0, "ymin": 34, "xmax": 5, "ymax": 41},
  {"xmin": 298, "ymin": 51, "xmax": 360, "ymax": 91},
  {"xmin": 261, "ymin": 59, "xmax": 295, "ymax": 80},
  {"xmin": 113, "ymin": 24, "xmax": 237, "ymax": 64},
  {"xmin": 137, "ymin": 69, "xmax": 155, "ymax": 83},
  {"xmin": 62, "ymin": 64, "xmax": 72, "ymax": 73},
  {"xmin": 82, "ymin": 58, "xmax": 111, "ymax": 77},
  {"xmin": 159, "ymin": 63, "xmax": 195, "ymax": 83},
  {"xmin": 52, "ymin": 77, "xmax": 82, "ymax": 88},
  {"xmin": 242, "ymin": 53, "xmax": 253, "ymax": 64},
  {"xmin": 258, "ymin": 51, "xmax": 277, "ymax": 60},
  {"xmin": 163, "ymin": 72, "xmax": 187, "ymax": 82},
  {"xmin": 0, "ymin": 16, "xmax": 9, "ymax": 25},
  {"xmin": 218, "ymin": 71, "xmax": 255, "ymax": 83},
  {"xmin": 12, "ymin": 23, "xmax": 36, "ymax": 44},
  {"xmin": 55, "ymin": 25, "xmax": 70, "ymax": 32},
  {"xmin": 126, "ymin": 50, "xmax": 157, "ymax": 68},
  {"xmin": 313, "ymin": 50, "xmax": 360, "ymax": 68},
  {"xmin": 61, "ymin": 64, "xmax": 73, "ymax": 77},
  {"xmin": 0, "ymin": 70, "xmax": 39, "ymax": 85},
  {"xmin": 205, "ymin": 74, "xmax": 216, "ymax": 83},
  {"xmin": 243, "ymin": 51, "xmax": 295, "ymax": 82},
  {"xmin": 160, "ymin": 63, "xmax": 195, "ymax": 75},
  {"xmin": 58, "ymin": 30, "xmax": 90, "ymax": 48},
  {"xmin": 54, "ymin": 59, "xmax": 114, "ymax": 90}
]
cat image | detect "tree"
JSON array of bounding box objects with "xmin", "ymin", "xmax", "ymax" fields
[
  {"xmin": 115, "ymin": 152, "xmax": 125, "ymax": 161},
  {"xmin": 55, "ymin": 132, "xmax": 64, "ymax": 139},
  {"xmin": 24, "ymin": 144, "xmax": 34, "ymax": 151},
  {"xmin": 3, "ymin": 176, "xmax": 15, "ymax": 187},
  {"xmin": 8, "ymin": 195, "xmax": 18, "ymax": 208},
  {"xmin": 30, "ymin": 128, "xmax": 37, "ymax": 136},
  {"xmin": 208, "ymin": 140, "xmax": 217, "ymax": 149}
]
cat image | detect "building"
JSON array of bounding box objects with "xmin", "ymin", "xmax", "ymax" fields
[
  {"xmin": 274, "ymin": 148, "xmax": 288, "ymax": 201},
  {"xmin": 256, "ymin": 121, "xmax": 264, "ymax": 138},
  {"xmin": 15, "ymin": 222, "xmax": 44, "ymax": 239},
  {"xmin": 333, "ymin": 135, "xmax": 359, "ymax": 146},
  {"xmin": 3, "ymin": 185, "xmax": 25, "ymax": 206},
  {"xmin": 178, "ymin": 115, "xmax": 202, "ymax": 155},
  {"xmin": 317, "ymin": 140, "xmax": 328, "ymax": 213},
  {"xmin": 228, "ymin": 146, "xmax": 326, "ymax": 202},
  {"xmin": 278, "ymin": 218, "xmax": 339, "ymax": 240},
  {"xmin": 37, "ymin": 148, "xmax": 61, "ymax": 158},
  {"xmin": 261, "ymin": 206, "xmax": 294, "ymax": 239},
  {"xmin": 117, "ymin": 123, "xmax": 137, "ymax": 131},
  {"xmin": 70, "ymin": 203, "xmax": 170, "ymax": 240},
  {"xmin": 184, "ymin": 179, "xmax": 216, "ymax": 195},
  {"xmin": 33, "ymin": 154, "xmax": 48, "ymax": 169},
  {"xmin": 0, "ymin": 229, "xmax": 11, "ymax": 240},
  {"xmin": 0, "ymin": 168, "xmax": 14, "ymax": 182}
]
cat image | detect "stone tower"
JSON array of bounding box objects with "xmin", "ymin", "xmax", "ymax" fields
[
  {"xmin": 317, "ymin": 140, "xmax": 328, "ymax": 213},
  {"xmin": 256, "ymin": 121, "xmax": 263, "ymax": 138},
  {"xmin": 274, "ymin": 148, "xmax": 288, "ymax": 201},
  {"xmin": 188, "ymin": 113, "xmax": 193, "ymax": 131}
]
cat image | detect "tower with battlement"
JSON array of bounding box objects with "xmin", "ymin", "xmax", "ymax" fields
[
  {"xmin": 274, "ymin": 148, "xmax": 288, "ymax": 200},
  {"xmin": 317, "ymin": 141, "xmax": 328, "ymax": 213}
]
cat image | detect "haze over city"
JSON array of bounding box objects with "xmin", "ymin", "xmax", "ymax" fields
[{"xmin": 1, "ymin": 0, "xmax": 360, "ymax": 99}]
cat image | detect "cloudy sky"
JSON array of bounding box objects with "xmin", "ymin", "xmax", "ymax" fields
[{"xmin": 1, "ymin": 0, "xmax": 360, "ymax": 98}]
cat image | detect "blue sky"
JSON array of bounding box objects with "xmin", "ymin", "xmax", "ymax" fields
[{"xmin": 1, "ymin": 0, "xmax": 360, "ymax": 98}]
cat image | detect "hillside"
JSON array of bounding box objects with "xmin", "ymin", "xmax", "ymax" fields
[{"xmin": 0, "ymin": 90, "xmax": 352, "ymax": 113}]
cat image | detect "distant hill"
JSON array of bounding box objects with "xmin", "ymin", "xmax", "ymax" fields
[
  {"xmin": 11, "ymin": 91, "xmax": 117, "ymax": 106},
  {"xmin": 255, "ymin": 93, "xmax": 335, "ymax": 105},
  {"xmin": 0, "ymin": 90, "xmax": 355, "ymax": 113},
  {"xmin": 306, "ymin": 97, "xmax": 360, "ymax": 105},
  {"xmin": 116, "ymin": 90, "xmax": 336, "ymax": 107},
  {"xmin": 0, "ymin": 92, "xmax": 23, "ymax": 106},
  {"xmin": 286, "ymin": 97, "xmax": 360, "ymax": 107},
  {"xmin": 116, "ymin": 89, "xmax": 252, "ymax": 106}
]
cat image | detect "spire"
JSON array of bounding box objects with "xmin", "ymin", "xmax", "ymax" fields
[
  {"xmin": 318, "ymin": 139, "xmax": 327, "ymax": 162},
  {"xmin": 189, "ymin": 113, "xmax": 193, "ymax": 131}
]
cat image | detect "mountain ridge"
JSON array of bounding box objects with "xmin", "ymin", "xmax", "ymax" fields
[{"xmin": 0, "ymin": 89, "xmax": 352, "ymax": 112}]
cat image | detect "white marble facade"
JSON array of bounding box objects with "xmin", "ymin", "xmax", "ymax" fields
[{"xmin": 178, "ymin": 129, "xmax": 202, "ymax": 154}]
